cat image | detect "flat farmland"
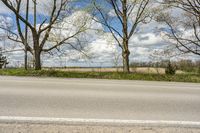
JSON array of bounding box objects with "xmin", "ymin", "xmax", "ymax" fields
[{"xmin": 52, "ymin": 67, "xmax": 184, "ymax": 74}]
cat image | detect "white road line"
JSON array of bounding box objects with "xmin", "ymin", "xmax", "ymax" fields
[{"xmin": 0, "ymin": 116, "xmax": 200, "ymax": 127}]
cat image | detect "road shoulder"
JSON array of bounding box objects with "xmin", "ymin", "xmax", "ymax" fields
[{"xmin": 1, "ymin": 123, "xmax": 200, "ymax": 133}]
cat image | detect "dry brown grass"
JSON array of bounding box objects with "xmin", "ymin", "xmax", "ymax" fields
[{"xmin": 52, "ymin": 67, "xmax": 184, "ymax": 74}]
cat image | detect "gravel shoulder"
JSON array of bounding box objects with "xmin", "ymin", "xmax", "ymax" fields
[{"xmin": 1, "ymin": 123, "xmax": 200, "ymax": 133}]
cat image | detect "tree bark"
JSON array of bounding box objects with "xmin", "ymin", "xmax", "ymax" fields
[
  {"xmin": 33, "ymin": 32, "xmax": 42, "ymax": 70},
  {"xmin": 24, "ymin": 0, "xmax": 29, "ymax": 70},
  {"xmin": 122, "ymin": 0, "xmax": 130, "ymax": 73},
  {"xmin": 122, "ymin": 53, "xmax": 130, "ymax": 73},
  {"xmin": 122, "ymin": 39, "xmax": 130, "ymax": 73},
  {"xmin": 34, "ymin": 49, "xmax": 41, "ymax": 70}
]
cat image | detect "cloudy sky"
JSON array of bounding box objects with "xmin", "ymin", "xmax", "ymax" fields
[{"xmin": 0, "ymin": 0, "xmax": 198, "ymax": 67}]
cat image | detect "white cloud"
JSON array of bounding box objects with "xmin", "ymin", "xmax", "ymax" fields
[
  {"xmin": 130, "ymin": 33, "xmax": 163, "ymax": 47},
  {"xmin": 0, "ymin": 1, "xmax": 11, "ymax": 14}
]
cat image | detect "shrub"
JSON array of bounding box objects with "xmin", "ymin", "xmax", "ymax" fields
[
  {"xmin": 165, "ymin": 61, "xmax": 176, "ymax": 75},
  {"xmin": 0, "ymin": 48, "xmax": 8, "ymax": 69}
]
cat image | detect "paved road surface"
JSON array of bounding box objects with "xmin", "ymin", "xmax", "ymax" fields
[{"xmin": 0, "ymin": 76, "xmax": 200, "ymax": 122}]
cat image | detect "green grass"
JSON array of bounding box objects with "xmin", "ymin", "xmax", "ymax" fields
[{"xmin": 0, "ymin": 69, "xmax": 199, "ymax": 83}]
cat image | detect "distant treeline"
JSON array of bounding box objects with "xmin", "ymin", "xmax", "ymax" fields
[{"xmin": 130, "ymin": 60, "xmax": 200, "ymax": 73}]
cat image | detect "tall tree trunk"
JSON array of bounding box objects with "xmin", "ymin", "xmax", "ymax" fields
[
  {"xmin": 121, "ymin": 0, "xmax": 130, "ymax": 73},
  {"xmin": 33, "ymin": 32, "xmax": 41, "ymax": 70},
  {"xmin": 24, "ymin": 45, "xmax": 28, "ymax": 70},
  {"xmin": 24, "ymin": 0, "xmax": 29, "ymax": 70},
  {"xmin": 122, "ymin": 39, "xmax": 130, "ymax": 73},
  {"xmin": 32, "ymin": 0, "xmax": 41, "ymax": 70},
  {"xmin": 122, "ymin": 54, "xmax": 129, "ymax": 73},
  {"xmin": 34, "ymin": 49, "xmax": 41, "ymax": 70},
  {"xmin": 33, "ymin": 0, "xmax": 37, "ymax": 29}
]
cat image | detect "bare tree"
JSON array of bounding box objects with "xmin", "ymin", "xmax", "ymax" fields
[
  {"xmin": 156, "ymin": 0, "xmax": 200, "ymax": 56},
  {"xmin": 0, "ymin": 0, "xmax": 30, "ymax": 70},
  {"xmin": 91, "ymin": 0, "xmax": 152, "ymax": 73},
  {"xmin": 1, "ymin": 0, "xmax": 89, "ymax": 70}
]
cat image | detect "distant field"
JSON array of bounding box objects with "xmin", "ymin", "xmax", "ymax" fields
[{"xmin": 52, "ymin": 67, "xmax": 185, "ymax": 74}]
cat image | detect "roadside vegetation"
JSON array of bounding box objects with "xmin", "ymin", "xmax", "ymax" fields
[{"xmin": 0, "ymin": 68, "xmax": 199, "ymax": 83}]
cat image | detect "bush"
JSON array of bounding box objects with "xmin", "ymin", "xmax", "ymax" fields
[
  {"xmin": 0, "ymin": 48, "xmax": 8, "ymax": 69},
  {"xmin": 165, "ymin": 61, "xmax": 176, "ymax": 75}
]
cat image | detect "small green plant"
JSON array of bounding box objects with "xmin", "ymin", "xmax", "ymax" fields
[{"xmin": 165, "ymin": 61, "xmax": 176, "ymax": 75}]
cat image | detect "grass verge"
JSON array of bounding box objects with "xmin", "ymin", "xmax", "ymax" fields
[{"xmin": 0, "ymin": 69, "xmax": 199, "ymax": 83}]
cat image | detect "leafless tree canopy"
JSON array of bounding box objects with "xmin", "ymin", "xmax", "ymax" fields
[
  {"xmin": 157, "ymin": 0, "xmax": 200, "ymax": 56},
  {"xmin": 1, "ymin": 0, "xmax": 89, "ymax": 70}
]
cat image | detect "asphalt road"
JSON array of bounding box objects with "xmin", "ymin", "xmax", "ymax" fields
[{"xmin": 0, "ymin": 76, "xmax": 200, "ymax": 122}]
